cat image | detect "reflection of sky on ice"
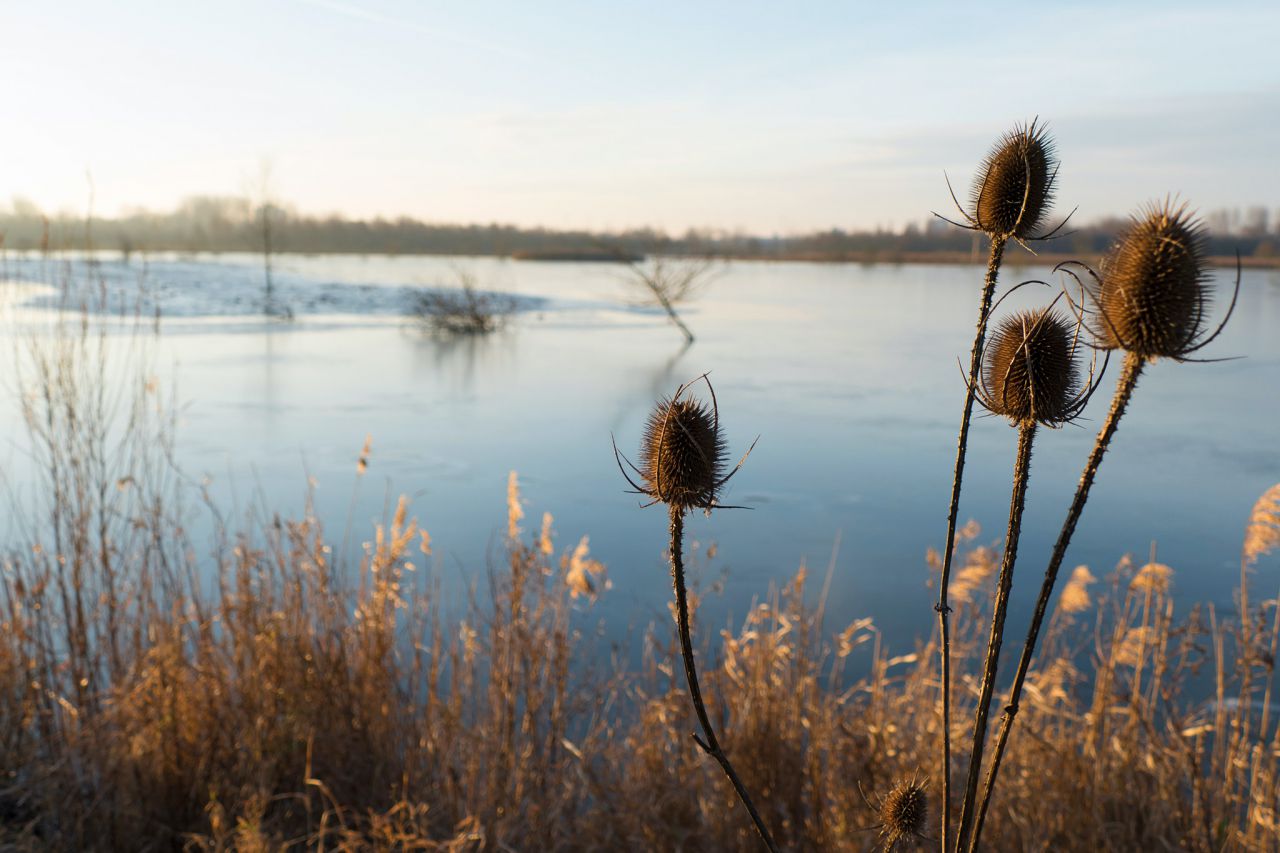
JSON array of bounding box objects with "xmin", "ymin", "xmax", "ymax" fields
[{"xmin": 0, "ymin": 253, "xmax": 1277, "ymax": 662}]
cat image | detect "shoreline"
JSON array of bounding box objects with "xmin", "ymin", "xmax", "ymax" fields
[{"xmin": 5, "ymin": 248, "xmax": 1275, "ymax": 269}]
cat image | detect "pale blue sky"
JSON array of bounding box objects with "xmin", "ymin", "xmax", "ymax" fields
[{"xmin": 3, "ymin": 1, "xmax": 1277, "ymax": 232}]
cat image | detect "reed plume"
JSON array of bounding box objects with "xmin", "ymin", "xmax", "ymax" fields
[
  {"xmin": 967, "ymin": 199, "xmax": 1240, "ymax": 851},
  {"xmin": 613, "ymin": 374, "xmax": 775, "ymax": 851},
  {"xmin": 932, "ymin": 119, "xmax": 1066, "ymax": 847},
  {"xmin": 955, "ymin": 305, "xmax": 1094, "ymax": 849}
]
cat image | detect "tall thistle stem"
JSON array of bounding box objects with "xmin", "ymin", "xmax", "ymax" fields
[
  {"xmin": 937, "ymin": 233, "xmax": 1007, "ymax": 846},
  {"xmin": 668, "ymin": 507, "xmax": 779, "ymax": 853},
  {"xmin": 968, "ymin": 351, "xmax": 1145, "ymax": 849},
  {"xmin": 956, "ymin": 420, "xmax": 1036, "ymax": 850}
]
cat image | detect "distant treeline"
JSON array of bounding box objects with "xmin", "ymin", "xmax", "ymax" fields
[{"xmin": 2, "ymin": 195, "xmax": 1276, "ymax": 264}]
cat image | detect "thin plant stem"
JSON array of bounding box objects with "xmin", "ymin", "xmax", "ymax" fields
[
  {"xmin": 937, "ymin": 233, "xmax": 1007, "ymax": 847},
  {"xmin": 956, "ymin": 421, "xmax": 1036, "ymax": 851},
  {"xmin": 668, "ymin": 506, "xmax": 779, "ymax": 853},
  {"xmin": 968, "ymin": 351, "xmax": 1146, "ymax": 849}
]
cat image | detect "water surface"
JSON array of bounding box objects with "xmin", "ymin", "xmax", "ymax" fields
[{"xmin": 2, "ymin": 252, "xmax": 1277, "ymax": 659}]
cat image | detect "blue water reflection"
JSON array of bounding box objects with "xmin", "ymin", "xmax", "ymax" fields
[{"xmin": 1, "ymin": 252, "xmax": 1276, "ymax": 660}]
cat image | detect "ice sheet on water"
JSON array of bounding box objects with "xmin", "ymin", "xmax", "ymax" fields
[{"xmin": 1, "ymin": 255, "xmax": 547, "ymax": 322}]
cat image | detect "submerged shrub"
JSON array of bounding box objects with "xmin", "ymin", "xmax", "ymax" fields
[{"xmin": 410, "ymin": 269, "xmax": 515, "ymax": 335}]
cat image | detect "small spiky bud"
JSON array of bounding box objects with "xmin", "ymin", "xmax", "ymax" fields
[
  {"xmin": 980, "ymin": 307, "xmax": 1081, "ymax": 426},
  {"xmin": 1094, "ymin": 200, "xmax": 1211, "ymax": 359},
  {"xmin": 879, "ymin": 778, "xmax": 928, "ymax": 850},
  {"xmin": 640, "ymin": 396, "xmax": 727, "ymax": 514},
  {"xmin": 971, "ymin": 120, "xmax": 1057, "ymax": 239}
]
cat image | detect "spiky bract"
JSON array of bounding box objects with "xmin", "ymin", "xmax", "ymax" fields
[
  {"xmin": 640, "ymin": 396, "xmax": 727, "ymax": 514},
  {"xmin": 1093, "ymin": 200, "xmax": 1212, "ymax": 359},
  {"xmin": 879, "ymin": 777, "xmax": 928, "ymax": 850},
  {"xmin": 979, "ymin": 307, "xmax": 1081, "ymax": 427},
  {"xmin": 971, "ymin": 120, "xmax": 1057, "ymax": 239}
]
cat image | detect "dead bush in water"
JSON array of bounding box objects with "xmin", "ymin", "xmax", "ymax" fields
[{"xmin": 410, "ymin": 269, "xmax": 515, "ymax": 335}]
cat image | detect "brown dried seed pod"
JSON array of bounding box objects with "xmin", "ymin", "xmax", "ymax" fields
[
  {"xmin": 980, "ymin": 307, "xmax": 1080, "ymax": 426},
  {"xmin": 879, "ymin": 777, "xmax": 928, "ymax": 850},
  {"xmin": 1094, "ymin": 200, "xmax": 1211, "ymax": 359},
  {"xmin": 971, "ymin": 120, "xmax": 1057, "ymax": 239},
  {"xmin": 640, "ymin": 395, "xmax": 727, "ymax": 513}
]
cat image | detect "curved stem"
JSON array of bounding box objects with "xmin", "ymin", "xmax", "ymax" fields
[
  {"xmin": 668, "ymin": 506, "xmax": 779, "ymax": 852},
  {"xmin": 956, "ymin": 421, "xmax": 1036, "ymax": 851},
  {"xmin": 937, "ymin": 234, "xmax": 1007, "ymax": 848},
  {"xmin": 968, "ymin": 351, "xmax": 1145, "ymax": 850}
]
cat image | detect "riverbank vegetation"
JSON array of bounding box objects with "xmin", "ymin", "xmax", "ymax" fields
[{"xmin": 0, "ymin": 305, "xmax": 1275, "ymax": 851}]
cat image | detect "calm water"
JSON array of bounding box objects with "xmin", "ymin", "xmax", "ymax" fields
[{"xmin": 2, "ymin": 252, "xmax": 1278, "ymax": 657}]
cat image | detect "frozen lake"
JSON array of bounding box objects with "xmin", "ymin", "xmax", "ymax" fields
[{"xmin": 2, "ymin": 251, "xmax": 1277, "ymax": 656}]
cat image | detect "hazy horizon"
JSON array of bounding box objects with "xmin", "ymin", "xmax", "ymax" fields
[{"xmin": 5, "ymin": 1, "xmax": 1278, "ymax": 233}]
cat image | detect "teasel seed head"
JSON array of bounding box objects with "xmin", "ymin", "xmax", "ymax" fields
[
  {"xmin": 1092, "ymin": 200, "xmax": 1215, "ymax": 360},
  {"xmin": 970, "ymin": 119, "xmax": 1057, "ymax": 239},
  {"xmin": 641, "ymin": 395, "xmax": 726, "ymax": 513},
  {"xmin": 978, "ymin": 306, "xmax": 1092, "ymax": 427},
  {"xmin": 613, "ymin": 375, "xmax": 754, "ymax": 516},
  {"xmin": 878, "ymin": 777, "xmax": 929, "ymax": 850}
]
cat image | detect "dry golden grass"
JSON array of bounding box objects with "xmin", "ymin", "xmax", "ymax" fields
[
  {"xmin": 1245, "ymin": 484, "xmax": 1280, "ymax": 567},
  {"xmin": 0, "ymin": 314, "xmax": 1276, "ymax": 852}
]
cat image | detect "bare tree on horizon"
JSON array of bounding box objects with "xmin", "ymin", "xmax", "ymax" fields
[{"xmin": 246, "ymin": 159, "xmax": 290, "ymax": 318}]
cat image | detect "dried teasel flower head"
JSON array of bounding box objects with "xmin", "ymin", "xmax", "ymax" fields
[
  {"xmin": 877, "ymin": 776, "xmax": 929, "ymax": 850},
  {"xmin": 1082, "ymin": 199, "xmax": 1238, "ymax": 361},
  {"xmin": 613, "ymin": 374, "xmax": 755, "ymax": 515},
  {"xmin": 977, "ymin": 303, "xmax": 1098, "ymax": 427},
  {"xmin": 936, "ymin": 119, "xmax": 1054, "ymax": 239},
  {"xmin": 968, "ymin": 119, "xmax": 1058, "ymax": 239},
  {"xmin": 642, "ymin": 394, "xmax": 724, "ymax": 511},
  {"xmin": 935, "ymin": 119, "xmax": 1071, "ymax": 243}
]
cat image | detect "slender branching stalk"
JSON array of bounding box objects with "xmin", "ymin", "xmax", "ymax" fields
[
  {"xmin": 968, "ymin": 351, "xmax": 1144, "ymax": 848},
  {"xmin": 956, "ymin": 421, "xmax": 1036, "ymax": 850},
  {"xmin": 934, "ymin": 120, "xmax": 1064, "ymax": 847},
  {"xmin": 951, "ymin": 303, "xmax": 1092, "ymax": 851},
  {"xmin": 937, "ymin": 233, "xmax": 1005, "ymax": 844},
  {"xmin": 613, "ymin": 375, "xmax": 772, "ymax": 850},
  {"xmin": 969, "ymin": 200, "xmax": 1237, "ymax": 848},
  {"xmin": 669, "ymin": 507, "xmax": 780, "ymax": 852}
]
